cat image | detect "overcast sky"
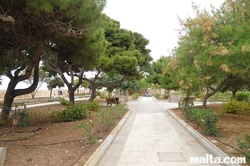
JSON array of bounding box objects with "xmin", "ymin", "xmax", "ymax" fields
[{"xmin": 103, "ymin": 0, "xmax": 225, "ymax": 61}]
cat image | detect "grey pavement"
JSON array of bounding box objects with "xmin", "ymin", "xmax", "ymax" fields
[{"xmin": 98, "ymin": 97, "xmax": 221, "ymax": 166}]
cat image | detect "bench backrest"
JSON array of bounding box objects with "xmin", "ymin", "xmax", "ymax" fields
[{"xmin": 106, "ymin": 98, "xmax": 117, "ymax": 103}]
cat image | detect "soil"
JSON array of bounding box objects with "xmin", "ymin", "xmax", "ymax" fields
[
  {"xmin": 0, "ymin": 102, "xmax": 125, "ymax": 166},
  {"xmin": 171, "ymin": 104, "xmax": 250, "ymax": 166}
]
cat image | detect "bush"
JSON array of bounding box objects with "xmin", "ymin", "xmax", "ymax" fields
[
  {"xmin": 99, "ymin": 92, "xmax": 106, "ymax": 99},
  {"xmin": 60, "ymin": 98, "xmax": 72, "ymax": 106},
  {"xmin": 222, "ymin": 99, "xmax": 240, "ymax": 114},
  {"xmin": 86, "ymin": 101, "xmax": 101, "ymax": 112},
  {"xmin": 235, "ymin": 91, "xmax": 250, "ymax": 101},
  {"xmin": 131, "ymin": 93, "xmax": 140, "ymax": 100},
  {"xmin": 193, "ymin": 92, "xmax": 201, "ymax": 98},
  {"xmin": 209, "ymin": 92, "xmax": 231, "ymax": 102},
  {"xmin": 154, "ymin": 93, "xmax": 160, "ymax": 99},
  {"xmin": 237, "ymin": 134, "xmax": 250, "ymax": 162},
  {"xmin": 183, "ymin": 107, "xmax": 220, "ymax": 136},
  {"xmin": 76, "ymin": 104, "xmax": 127, "ymax": 144},
  {"xmin": 222, "ymin": 99, "xmax": 250, "ymax": 116},
  {"xmin": 12, "ymin": 109, "xmax": 31, "ymax": 127},
  {"xmin": 48, "ymin": 103, "xmax": 89, "ymax": 122}
]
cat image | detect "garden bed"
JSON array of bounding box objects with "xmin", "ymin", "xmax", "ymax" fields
[
  {"xmin": 171, "ymin": 104, "xmax": 250, "ymax": 166},
  {"xmin": 0, "ymin": 102, "xmax": 127, "ymax": 166}
]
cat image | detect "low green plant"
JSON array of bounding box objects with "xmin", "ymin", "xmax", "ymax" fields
[
  {"xmin": 131, "ymin": 93, "xmax": 139, "ymax": 100},
  {"xmin": 237, "ymin": 134, "xmax": 250, "ymax": 162},
  {"xmin": 99, "ymin": 92, "xmax": 106, "ymax": 99},
  {"xmin": 193, "ymin": 92, "xmax": 201, "ymax": 98},
  {"xmin": 48, "ymin": 103, "xmax": 89, "ymax": 122},
  {"xmin": 222, "ymin": 99, "xmax": 250, "ymax": 116},
  {"xmin": 60, "ymin": 98, "xmax": 72, "ymax": 106},
  {"xmin": 183, "ymin": 107, "xmax": 219, "ymax": 136},
  {"xmin": 76, "ymin": 104, "xmax": 127, "ymax": 144},
  {"xmin": 235, "ymin": 91, "xmax": 250, "ymax": 102},
  {"xmin": 154, "ymin": 93, "xmax": 160, "ymax": 99},
  {"xmin": 12, "ymin": 109, "xmax": 31, "ymax": 127},
  {"xmin": 209, "ymin": 92, "xmax": 231, "ymax": 102},
  {"xmin": 222, "ymin": 99, "xmax": 240, "ymax": 114},
  {"xmin": 86, "ymin": 101, "xmax": 101, "ymax": 112}
]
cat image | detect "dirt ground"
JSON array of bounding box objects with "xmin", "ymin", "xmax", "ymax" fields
[
  {"xmin": 171, "ymin": 104, "xmax": 250, "ymax": 166},
  {"xmin": 0, "ymin": 103, "xmax": 123, "ymax": 166}
]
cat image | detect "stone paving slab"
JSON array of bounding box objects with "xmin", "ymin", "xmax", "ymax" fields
[{"xmin": 97, "ymin": 97, "xmax": 224, "ymax": 166}]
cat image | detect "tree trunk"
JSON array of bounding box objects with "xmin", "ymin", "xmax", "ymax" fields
[
  {"xmin": 89, "ymin": 83, "xmax": 97, "ymax": 102},
  {"xmin": 1, "ymin": 82, "xmax": 16, "ymax": 121},
  {"xmin": 68, "ymin": 88, "xmax": 75, "ymax": 103},
  {"xmin": 31, "ymin": 92, "xmax": 35, "ymax": 99},
  {"xmin": 1, "ymin": 56, "xmax": 41, "ymax": 121}
]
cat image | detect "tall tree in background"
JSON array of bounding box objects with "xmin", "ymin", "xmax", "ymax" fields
[
  {"xmin": 0, "ymin": 0, "xmax": 106, "ymax": 121},
  {"xmin": 84, "ymin": 17, "xmax": 153, "ymax": 101},
  {"xmin": 46, "ymin": 76, "xmax": 64, "ymax": 98}
]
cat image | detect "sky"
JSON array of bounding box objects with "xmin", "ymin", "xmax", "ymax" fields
[{"xmin": 103, "ymin": 0, "xmax": 225, "ymax": 61}]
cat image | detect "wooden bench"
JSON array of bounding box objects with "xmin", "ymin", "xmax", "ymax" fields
[
  {"xmin": 178, "ymin": 97, "xmax": 194, "ymax": 108},
  {"xmin": 106, "ymin": 98, "xmax": 119, "ymax": 106}
]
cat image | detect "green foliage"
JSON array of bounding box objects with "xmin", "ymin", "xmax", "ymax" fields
[
  {"xmin": 154, "ymin": 93, "xmax": 160, "ymax": 99},
  {"xmin": 183, "ymin": 107, "xmax": 220, "ymax": 136},
  {"xmin": 96, "ymin": 91, "xmax": 106, "ymax": 99},
  {"xmin": 76, "ymin": 104, "xmax": 127, "ymax": 144},
  {"xmin": 222, "ymin": 99, "xmax": 250, "ymax": 116},
  {"xmin": 222, "ymin": 99, "xmax": 239, "ymax": 114},
  {"xmin": 86, "ymin": 102, "xmax": 101, "ymax": 112},
  {"xmin": 209, "ymin": 92, "xmax": 231, "ymax": 102},
  {"xmin": 60, "ymin": 98, "xmax": 72, "ymax": 106},
  {"xmin": 131, "ymin": 93, "xmax": 140, "ymax": 100},
  {"xmin": 235, "ymin": 91, "xmax": 250, "ymax": 101},
  {"xmin": 48, "ymin": 103, "xmax": 89, "ymax": 122},
  {"xmin": 237, "ymin": 134, "xmax": 250, "ymax": 162},
  {"xmin": 193, "ymin": 92, "xmax": 201, "ymax": 98},
  {"xmin": 12, "ymin": 110, "xmax": 31, "ymax": 127}
]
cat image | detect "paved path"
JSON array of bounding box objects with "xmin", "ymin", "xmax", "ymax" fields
[{"xmin": 99, "ymin": 97, "xmax": 221, "ymax": 166}]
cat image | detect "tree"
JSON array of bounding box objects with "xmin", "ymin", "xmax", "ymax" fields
[
  {"xmin": 43, "ymin": 22, "xmax": 107, "ymax": 103},
  {"xmin": 167, "ymin": 1, "xmax": 250, "ymax": 107},
  {"xmin": 22, "ymin": 68, "xmax": 49, "ymax": 99},
  {"xmin": 0, "ymin": 0, "xmax": 106, "ymax": 121},
  {"xmin": 46, "ymin": 77, "xmax": 64, "ymax": 98},
  {"xmin": 85, "ymin": 17, "xmax": 153, "ymax": 101}
]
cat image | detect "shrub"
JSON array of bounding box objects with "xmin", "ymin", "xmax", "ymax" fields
[
  {"xmin": 99, "ymin": 92, "xmax": 106, "ymax": 99},
  {"xmin": 86, "ymin": 101, "xmax": 101, "ymax": 112},
  {"xmin": 154, "ymin": 93, "xmax": 160, "ymax": 99},
  {"xmin": 183, "ymin": 107, "xmax": 220, "ymax": 136},
  {"xmin": 131, "ymin": 93, "xmax": 139, "ymax": 100},
  {"xmin": 48, "ymin": 103, "xmax": 89, "ymax": 122},
  {"xmin": 60, "ymin": 98, "xmax": 72, "ymax": 106},
  {"xmin": 12, "ymin": 109, "xmax": 31, "ymax": 127},
  {"xmin": 209, "ymin": 92, "xmax": 231, "ymax": 102},
  {"xmin": 235, "ymin": 91, "xmax": 250, "ymax": 101},
  {"xmin": 222, "ymin": 99, "xmax": 239, "ymax": 114},
  {"xmin": 237, "ymin": 134, "xmax": 250, "ymax": 162},
  {"xmin": 76, "ymin": 104, "xmax": 127, "ymax": 144},
  {"xmin": 222, "ymin": 99, "xmax": 250, "ymax": 116},
  {"xmin": 193, "ymin": 92, "xmax": 201, "ymax": 98}
]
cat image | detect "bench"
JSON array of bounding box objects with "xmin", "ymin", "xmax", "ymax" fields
[
  {"xmin": 178, "ymin": 97, "xmax": 194, "ymax": 108},
  {"xmin": 106, "ymin": 97, "xmax": 119, "ymax": 106}
]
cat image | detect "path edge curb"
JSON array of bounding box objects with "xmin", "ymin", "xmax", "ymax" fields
[
  {"xmin": 83, "ymin": 110, "xmax": 132, "ymax": 166},
  {"xmin": 168, "ymin": 109, "xmax": 240, "ymax": 166}
]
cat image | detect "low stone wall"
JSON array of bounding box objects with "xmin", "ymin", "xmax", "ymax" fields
[{"xmin": 0, "ymin": 89, "xmax": 91, "ymax": 101}]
